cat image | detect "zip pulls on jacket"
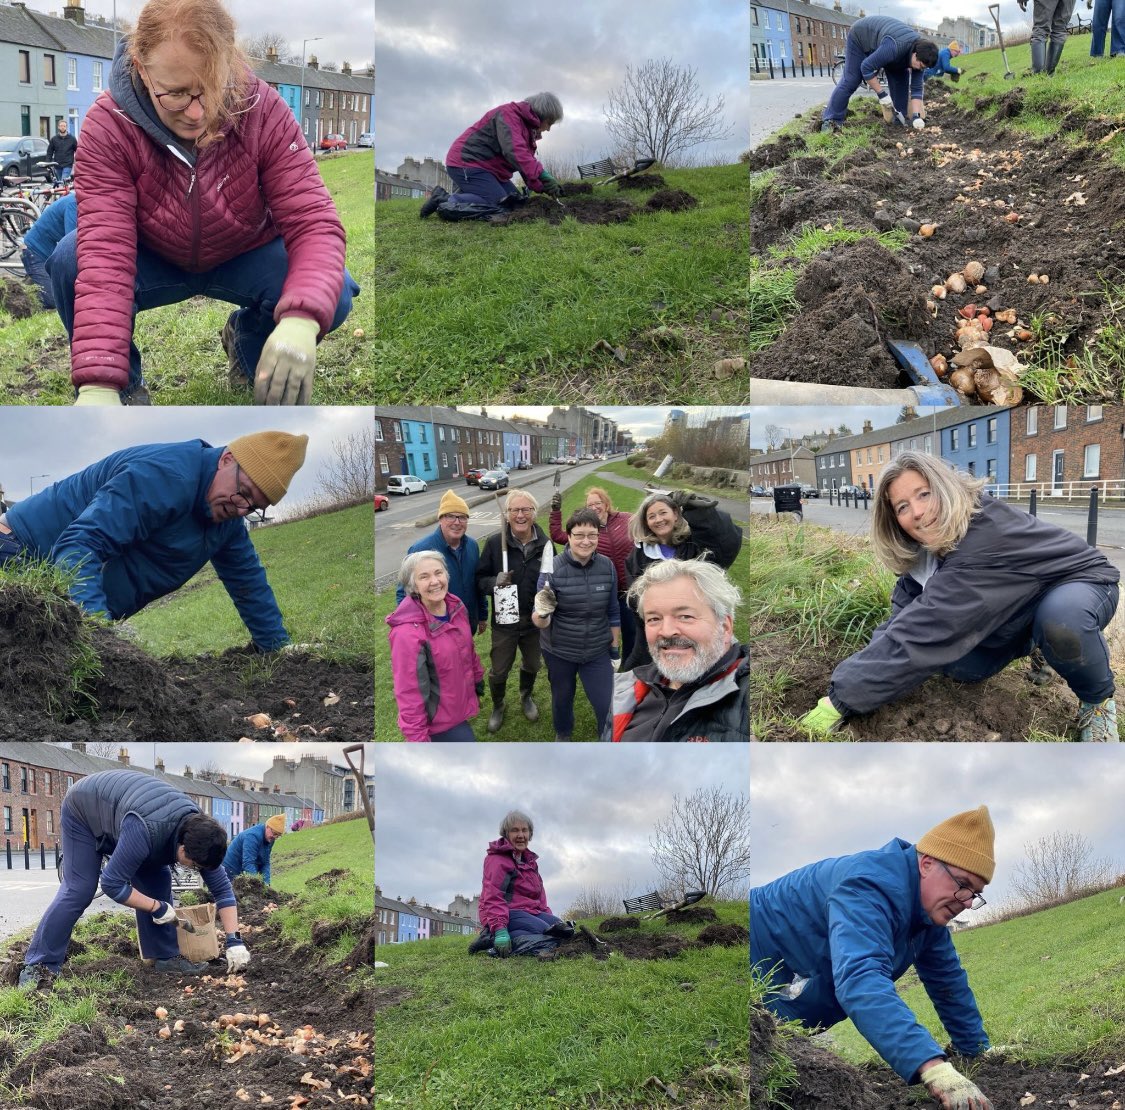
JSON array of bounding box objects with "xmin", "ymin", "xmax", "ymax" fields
[{"xmin": 167, "ymin": 143, "xmax": 204, "ymax": 270}]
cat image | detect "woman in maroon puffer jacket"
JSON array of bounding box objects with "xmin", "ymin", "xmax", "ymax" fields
[{"xmin": 51, "ymin": 0, "xmax": 358, "ymax": 406}]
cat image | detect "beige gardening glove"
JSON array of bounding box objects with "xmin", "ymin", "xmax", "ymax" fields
[
  {"xmin": 74, "ymin": 384, "xmax": 122, "ymax": 406},
  {"xmin": 533, "ymin": 584, "xmax": 557, "ymax": 618},
  {"xmin": 920, "ymin": 1062, "xmax": 994, "ymax": 1110},
  {"xmin": 254, "ymin": 315, "xmax": 319, "ymax": 405}
]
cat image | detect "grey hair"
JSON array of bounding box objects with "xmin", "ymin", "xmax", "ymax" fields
[
  {"xmin": 627, "ymin": 557, "xmax": 742, "ymax": 623},
  {"xmin": 525, "ymin": 92, "xmax": 563, "ymax": 126},
  {"xmin": 629, "ymin": 493, "xmax": 692, "ymax": 546},
  {"xmin": 500, "ymin": 809, "xmax": 534, "ymax": 839},
  {"xmin": 398, "ymin": 550, "xmax": 448, "ymax": 596},
  {"xmin": 504, "ymin": 487, "xmax": 539, "ymax": 513}
]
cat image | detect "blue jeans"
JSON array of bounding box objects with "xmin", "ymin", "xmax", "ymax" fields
[
  {"xmin": 823, "ymin": 37, "xmax": 913, "ymax": 123},
  {"xmin": 506, "ymin": 909, "xmax": 562, "ymax": 939},
  {"xmin": 542, "ymin": 648, "xmax": 614, "ymax": 738},
  {"xmin": 25, "ymin": 802, "xmax": 179, "ymax": 971},
  {"xmin": 1091, "ymin": 0, "xmax": 1125, "ymax": 54},
  {"xmin": 942, "ymin": 580, "xmax": 1119, "ymax": 703},
  {"xmin": 47, "ymin": 232, "xmax": 360, "ymax": 399},
  {"xmin": 20, "ymin": 247, "xmax": 54, "ymax": 309},
  {"xmin": 430, "ymin": 721, "xmax": 477, "ymax": 742},
  {"xmin": 447, "ymin": 165, "xmax": 519, "ymax": 207},
  {"xmin": 0, "ymin": 531, "xmax": 24, "ymax": 562}
]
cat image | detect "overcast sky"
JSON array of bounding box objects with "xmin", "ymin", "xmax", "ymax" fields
[
  {"xmin": 0, "ymin": 406, "xmax": 370, "ymax": 509},
  {"xmin": 374, "ymin": 0, "xmax": 749, "ymax": 172},
  {"xmin": 28, "ymin": 0, "xmax": 373, "ymax": 73},
  {"xmin": 887, "ymin": 2, "xmax": 1042, "ymax": 37},
  {"xmin": 471, "ymin": 406, "xmax": 751, "ymax": 443},
  {"xmin": 750, "ymin": 745, "xmax": 1124, "ymax": 916},
  {"xmin": 374, "ymin": 744, "xmax": 748, "ymax": 913},
  {"xmin": 749, "ymin": 406, "xmax": 952, "ymax": 451}
]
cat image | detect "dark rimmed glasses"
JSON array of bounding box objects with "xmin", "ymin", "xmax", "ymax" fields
[
  {"xmin": 938, "ymin": 860, "xmax": 987, "ymax": 910},
  {"xmin": 229, "ymin": 464, "xmax": 267, "ymax": 523}
]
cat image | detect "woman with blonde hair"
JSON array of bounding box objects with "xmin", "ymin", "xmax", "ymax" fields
[
  {"xmin": 51, "ymin": 0, "xmax": 358, "ymax": 406},
  {"xmin": 801, "ymin": 452, "xmax": 1121, "ymax": 741}
]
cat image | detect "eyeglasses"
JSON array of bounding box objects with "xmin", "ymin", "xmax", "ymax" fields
[
  {"xmin": 507, "ymin": 507, "xmax": 534, "ymax": 515},
  {"xmin": 569, "ymin": 531, "xmax": 599, "ymax": 541},
  {"xmin": 938, "ymin": 861, "xmax": 987, "ymax": 910},
  {"xmin": 442, "ymin": 514, "xmax": 470, "ymax": 524},
  {"xmin": 141, "ymin": 69, "xmax": 207, "ymax": 113},
  {"xmin": 229, "ymin": 464, "xmax": 267, "ymax": 523}
]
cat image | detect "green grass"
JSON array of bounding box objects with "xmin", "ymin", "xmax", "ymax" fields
[
  {"xmin": 375, "ymin": 901, "xmax": 749, "ymax": 1109},
  {"xmin": 827, "ymin": 887, "xmax": 1125, "ymax": 1069},
  {"xmin": 125, "ymin": 502, "xmax": 374, "ymax": 662},
  {"xmin": 372, "ymin": 163, "xmax": 748, "ymax": 402},
  {"xmin": 269, "ymin": 812, "xmax": 373, "ymax": 894},
  {"xmin": 374, "ymin": 474, "xmax": 749, "ymax": 740},
  {"xmin": 0, "ymin": 152, "xmax": 373, "ymax": 405}
]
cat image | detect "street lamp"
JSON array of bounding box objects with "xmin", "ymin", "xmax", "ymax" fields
[
  {"xmin": 29, "ymin": 473, "xmax": 49, "ymax": 496},
  {"xmin": 299, "ymin": 37, "xmax": 323, "ymax": 149}
]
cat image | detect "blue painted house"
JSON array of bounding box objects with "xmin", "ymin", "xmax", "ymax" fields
[
  {"xmin": 400, "ymin": 418, "xmax": 439, "ymax": 482},
  {"xmin": 753, "ymin": 4, "xmax": 792, "ymax": 63},
  {"xmin": 939, "ymin": 407, "xmax": 1011, "ymax": 488}
]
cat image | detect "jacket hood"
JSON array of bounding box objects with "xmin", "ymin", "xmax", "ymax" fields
[
  {"xmin": 386, "ymin": 591, "xmax": 466, "ymax": 628},
  {"xmin": 487, "ymin": 836, "xmax": 538, "ymax": 863},
  {"xmin": 108, "ymin": 38, "xmax": 197, "ymax": 162}
]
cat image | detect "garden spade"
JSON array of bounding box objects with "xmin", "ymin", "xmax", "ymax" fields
[
  {"xmin": 493, "ymin": 492, "xmax": 520, "ymax": 625},
  {"xmin": 342, "ymin": 745, "xmax": 374, "ymax": 836},
  {"xmin": 645, "ymin": 891, "xmax": 708, "ymax": 920},
  {"xmin": 989, "ymin": 5, "xmax": 1016, "ymax": 79}
]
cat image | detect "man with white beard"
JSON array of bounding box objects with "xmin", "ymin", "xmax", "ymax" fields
[{"xmin": 602, "ymin": 559, "xmax": 748, "ymax": 741}]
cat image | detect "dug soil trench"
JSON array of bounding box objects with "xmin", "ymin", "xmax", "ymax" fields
[
  {"xmin": 555, "ymin": 921, "xmax": 748, "ymax": 962},
  {"xmin": 752, "ymin": 631, "xmax": 1082, "ymax": 741},
  {"xmin": 748, "ymin": 85, "xmax": 1125, "ymax": 395},
  {"xmin": 505, "ymin": 188, "xmax": 700, "ymax": 226},
  {"xmin": 0, "ymin": 585, "xmax": 372, "ymax": 740},
  {"xmin": 752, "ymin": 1005, "xmax": 1125, "ymax": 1109},
  {"xmin": 0, "ymin": 875, "xmax": 374, "ymax": 1110}
]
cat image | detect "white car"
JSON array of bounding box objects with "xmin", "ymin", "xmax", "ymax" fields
[
  {"xmin": 388, "ymin": 474, "xmax": 427, "ymax": 495},
  {"xmin": 357, "ymin": 132, "xmax": 374, "ymax": 147}
]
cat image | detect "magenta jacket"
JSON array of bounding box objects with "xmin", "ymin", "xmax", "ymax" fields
[
  {"xmin": 72, "ymin": 40, "xmax": 347, "ymax": 390},
  {"xmin": 386, "ymin": 592, "xmax": 484, "ymax": 741},
  {"xmin": 478, "ymin": 838, "xmax": 552, "ymax": 931},
  {"xmin": 446, "ymin": 100, "xmax": 549, "ymax": 191},
  {"xmin": 550, "ymin": 508, "xmax": 633, "ymax": 589}
]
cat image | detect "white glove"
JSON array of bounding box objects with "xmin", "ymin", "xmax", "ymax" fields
[
  {"xmin": 533, "ymin": 585, "xmax": 557, "ymax": 618},
  {"xmin": 920, "ymin": 1061, "xmax": 994, "ymax": 1110},
  {"xmin": 225, "ymin": 934, "xmax": 251, "ymax": 972},
  {"xmin": 254, "ymin": 316, "xmax": 319, "ymax": 405},
  {"xmin": 876, "ymin": 91, "xmax": 893, "ymax": 107},
  {"xmin": 152, "ymin": 900, "xmax": 177, "ymax": 925},
  {"xmin": 912, "ymin": 114, "xmax": 926, "ymax": 130}
]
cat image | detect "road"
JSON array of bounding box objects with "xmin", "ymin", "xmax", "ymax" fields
[
  {"xmin": 0, "ymin": 866, "xmax": 125, "ymax": 942},
  {"xmin": 749, "ymin": 75, "xmax": 835, "ymax": 148},
  {"xmin": 750, "ymin": 495, "xmax": 1125, "ymax": 576}
]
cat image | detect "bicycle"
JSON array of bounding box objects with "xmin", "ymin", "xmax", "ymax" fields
[
  {"xmin": 0, "ymin": 196, "xmax": 38, "ymax": 262},
  {"xmin": 830, "ymin": 57, "xmax": 886, "ymax": 96},
  {"xmin": 57, "ymin": 850, "xmax": 203, "ymax": 895}
]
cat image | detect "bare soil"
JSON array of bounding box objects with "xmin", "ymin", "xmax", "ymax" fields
[
  {"xmin": 557, "ymin": 920, "xmax": 748, "ymax": 962},
  {"xmin": 752, "ymin": 1006, "xmax": 1125, "ymax": 1110},
  {"xmin": 598, "ymin": 916, "xmax": 641, "ymax": 932},
  {"xmin": 666, "ymin": 907, "xmax": 720, "ymax": 925},
  {"xmin": 0, "ymin": 584, "xmax": 372, "ymax": 740},
  {"xmin": 617, "ymin": 173, "xmax": 666, "ymax": 190},
  {"xmin": 747, "ymin": 85, "xmax": 1125, "ymax": 395},
  {"xmin": 752, "ymin": 629, "xmax": 1081, "ymax": 741},
  {"xmin": 0, "ymin": 875, "xmax": 374, "ymax": 1110},
  {"xmin": 0, "ymin": 274, "xmax": 39, "ymax": 320},
  {"xmin": 505, "ymin": 188, "xmax": 701, "ymax": 226}
]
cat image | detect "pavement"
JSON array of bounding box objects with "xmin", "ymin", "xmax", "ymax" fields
[
  {"xmin": 0, "ymin": 865, "xmax": 126, "ymax": 943},
  {"xmin": 749, "ymin": 75, "xmax": 835, "ymax": 148}
]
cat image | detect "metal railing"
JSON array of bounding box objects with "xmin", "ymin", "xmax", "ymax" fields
[{"xmin": 751, "ymin": 54, "xmax": 839, "ymax": 79}]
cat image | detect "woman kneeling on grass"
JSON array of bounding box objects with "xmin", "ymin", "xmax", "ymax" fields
[
  {"xmin": 468, "ymin": 810, "xmax": 573, "ymax": 959},
  {"xmin": 801, "ymin": 451, "xmax": 1121, "ymax": 742},
  {"xmin": 387, "ymin": 551, "xmax": 485, "ymax": 742}
]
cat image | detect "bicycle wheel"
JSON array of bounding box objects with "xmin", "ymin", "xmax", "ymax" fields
[{"xmin": 830, "ymin": 60, "xmax": 844, "ymax": 85}]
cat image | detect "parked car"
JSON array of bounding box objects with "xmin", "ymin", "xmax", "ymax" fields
[
  {"xmin": 0, "ymin": 136, "xmax": 49, "ymax": 181},
  {"xmin": 750, "ymin": 485, "xmax": 769, "ymax": 497},
  {"xmin": 497, "ymin": 461, "xmax": 512, "ymax": 471},
  {"xmin": 799, "ymin": 484, "xmax": 820, "ymax": 498},
  {"xmin": 580, "ymin": 453, "xmax": 595, "ymax": 461},
  {"xmin": 465, "ymin": 467, "xmax": 488, "ymax": 485},
  {"xmin": 566, "ymin": 457, "xmax": 578, "ymax": 466},
  {"xmin": 374, "ymin": 493, "xmax": 389, "ymax": 511},
  {"xmin": 516, "ymin": 459, "xmax": 532, "ymax": 470},
  {"xmin": 319, "ymin": 134, "xmax": 348, "ymax": 151},
  {"xmin": 478, "ymin": 470, "xmax": 509, "ymax": 491},
  {"xmin": 836, "ymin": 484, "xmax": 865, "ymax": 497},
  {"xmin": 388, "ymin": 474, "xmax": 427, "ymax": 495},
  {"xmin": 357, "ymin": 132, "xmax": 374, "ymax": 147}
]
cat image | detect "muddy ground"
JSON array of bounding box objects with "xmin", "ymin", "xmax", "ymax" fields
[
  {"xmin": 0, "ymin": 584, "xmax": 372, "ymax": 740},
  {"xmin": 554, "ymin": 920, "xmax": 748, "ymax": 962},
  {"xmin": 752, "ymin": 1005, "xmax": 1125, "ymax": 1109},
  {"xmin": 752, "ymin": 629, "xmax": 1083, "ymax": 741},
  {"xmin": 747, "ymin": 84, "xmax": 1125, "ymax": 394},
  {"xmin": 505, "ymin": 187, "xmax": 700, "ymax": 225},
  {"xmin": 0, "ymin": 875, "xmax": 374, "ymax": 1110}
]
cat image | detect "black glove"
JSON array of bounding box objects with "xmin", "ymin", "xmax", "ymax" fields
[
  {"xmin": 551, "ymin": 492, "xmax": 562, "ymax": 512},
  {"xmin": 951, "ymin": 70, "xmax": 961, "ymax": 82},
  {"xmin": 668, "ymin": 488, "xmax": 717, "ymax": 510},
  {"xmin": 1017, "ymin": 0, "xmax": 1027, "ymax": 9},
  {"xmin": 475, "ymin": 679, "xmax": 485, "ymax": 698},
  {"xmin": 495, "ymin": 571, "xmax": 514, "ymax": 588}
]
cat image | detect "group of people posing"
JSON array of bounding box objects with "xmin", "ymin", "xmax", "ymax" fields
[{"xmin": 386, "ymin": 485, "xmax": 748, "ymax": 742}]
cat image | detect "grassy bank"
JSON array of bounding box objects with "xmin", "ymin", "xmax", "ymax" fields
[
  {"xmin": 373, "ymin": 163, "xmax": 748, "ymax": 403},
  {"xmin": 375, "ymin": 900, "xmax": 748, "ymax": 1108},
  {"xmin": 126, "ymin": 501, "xmax": 375, "ymax": 662},
  {"xmin": 0, "ymin": 151, "xmax": 374, "ymax": 406}
]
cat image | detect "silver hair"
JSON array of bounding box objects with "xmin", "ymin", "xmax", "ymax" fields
[
  {"xmin": 398, "ymin": 550, "xmax": 447, "ymax": 596},
  {"xmin": 499, "ymin": 809, "xmax": 534, "ymax": 839},
  {"xmin": 524, "ymin": 92, "xmax": 563, "ymax": 126},
  {"xmin": 627, "ymin": 557, "xmax": 742, "ymax": 623},
  {"xmin": 504, "ymin": 487, "xmax": 539, "ymax": 513}
]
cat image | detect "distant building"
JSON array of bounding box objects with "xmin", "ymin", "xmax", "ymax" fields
[
  {"xmin": 936, "ymin": 16, "xmax": 998, "ymax": 51},
  {"xmin": 398, "ymin": 156, "xmax": 451, "ymax": 192},
  {"xmin": 448, "ymin": 893, "xmax": 480, "ymax": 924},
  {"xmin": 376, "ymin": 169, "xmax": 427, "ymax": 201}
]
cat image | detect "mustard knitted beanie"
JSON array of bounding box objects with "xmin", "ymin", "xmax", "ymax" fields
[
  {"xmin": 917, "ymin": 805, "xmax": 995, "ymax": 882},
  {"xmin": 438, "ymin": 490, "xmax": 470, "ymax": 517},
  {"xmin": 228, "ymin": 431, "xmax": 309, "ymax": 505}
]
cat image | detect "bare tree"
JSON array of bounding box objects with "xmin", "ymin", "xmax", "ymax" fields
[
  {"xmin": 645, "ymin": 411, "xmax": 749, "ymax": 470},
  {"xmin": 80, "ymin": 741, "xmax": 120, "ymax": 760},
  {"xmin": 604, "ymin": 59, "xmax": 732, "ymax": 167},
  {"xmin": 649, "ymin": 787, "xmax": 751, "ymax": 898},
  {"xmin": 1010, "ymin": 831, "xmax": 1117, "ymax": 907},
  {"xmin": 240, "ymin": 32, "xmax": 299, "ymax": 64},
  {"xmin": 562, "ymin": 879, "xmax": 641, "ymax": 919},
  {"xmin": 317, "ymin": 428, "xmax": 375, "ymax": 504}
]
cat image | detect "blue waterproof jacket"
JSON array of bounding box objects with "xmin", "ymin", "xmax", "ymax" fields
[
  {"xmin": 924, "ymin": 47, "xmax": 961, "ymax": 80},
  {"xmin": 223, "ymin": 823, "xmax": 274, "ymax": 884},
  {"xmin": 395, "ymin": 526, "xmax": 485, "ymax": 627},
  {"xmin": 6, "ymin": 440, "xmax": 288, "ymax": 649},
  {"xmin": 751, "ymin": 838, "xmax": 989, "ymax": 1083}
]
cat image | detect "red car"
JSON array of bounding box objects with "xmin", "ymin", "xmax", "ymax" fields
[
  {"xmin": 374, "ymin": 494, "xmax": 389, "ymax": 511},
  {"xmin": 320, "ymin": 134, "xmax": 348, "ymax": 151},
  {"xmin": 465, "ymin": 467, "xmax": 488, "ymax": 485}
]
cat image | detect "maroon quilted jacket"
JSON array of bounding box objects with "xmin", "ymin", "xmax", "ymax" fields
[{"xmin": 72, "ymin": 41, "xmax": 347, "ymax": 390}]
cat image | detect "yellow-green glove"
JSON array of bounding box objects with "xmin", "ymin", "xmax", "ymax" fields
[
  {"xmin": 254, "ymin": 315, "xmax": 319, "ymax": 405},
  {"xmin": 74, "ymin": 384, "xmax": 122, "ymax": 406},
  {"xmin": 920, "ymin": 1061, "xmax": 994, "ymax": 1110},
  {"xmin": 800, "ymin": 696, "xmax": 843, "ymax": 735}
]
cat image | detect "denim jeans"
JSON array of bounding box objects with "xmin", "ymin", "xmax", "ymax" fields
[
  {"xmin": 20, "ymin": 247, "xmax": 54, "ymax": 309},
  {"xmin": 430, "ymin": 721, "xmax": 477, "ymax": 742},
  {"xmin": 0, "ymin": 531, "xmax": 24, "ymax": 563},
  {"xmin": 507, "ymin": 909, "xmax": 562, "ymax": 939},
  {"xmin": 1091, "ymin": 0, "xmax": 1125, "ymax": 54},
  {"xmin": 542, "ymin": 648, "xmax": 614, "ymax": 738},
  {"xmin": 447, "ymin": 165, "xmax": 519, "ymax": 207},
  {"xmin": 942, "ymin": 580, "xmax": 1119, "ymax": 703},
  {"xmin": 823, "ymin": 36, "xmax": 913, "ymax": 123},
  {"xmin": 47, "ymin": 232, "xmax": 360, "ymax": 398}
]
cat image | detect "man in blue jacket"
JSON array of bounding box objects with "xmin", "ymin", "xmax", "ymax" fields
[
  {"xmin": 0, "ymin": 430, "xmax": 307, "ymax": 651},
  {"xmin": 395, "ymin": 489, "xmax": 486, "ymax": 632},
  {"xmin": 822, "ymin": 15, "xmax": 940, "ymax": 133},
  {"xmin": 19, "ymin": 769, "xmax": 249, "ymax": 990},
  {"xmin": 751, "ymin": 807, "xmax": 996, "ymax": 1110},
  {"xmin": 223, "ymin": 815, "xmax": 286, "ymax": 884}
]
